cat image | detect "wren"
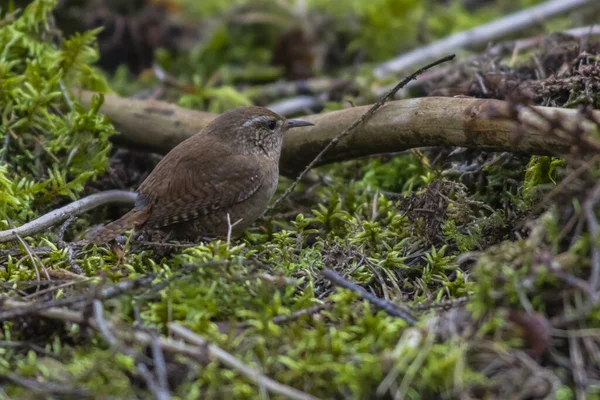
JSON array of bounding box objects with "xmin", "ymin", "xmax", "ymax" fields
[{"xmin": 86, "ymin": 106, "xmax": 313, "ymax": 243}]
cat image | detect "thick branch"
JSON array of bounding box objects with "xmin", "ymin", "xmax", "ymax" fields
[
  {"xmin": 80, "ymin": 91, "xmax": 593, "ymax": 177},
  {"xmin": 278, "ymin": 98, "xmax": 578, "ymax": 176},
  {"xmin": 81, "ymin": 91, "xmax": 218, "ymax": 151}
]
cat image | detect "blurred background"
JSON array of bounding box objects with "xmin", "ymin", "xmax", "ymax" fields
[{"xmin": 8, "ymin": 0, "xmax": 597, "ymax": 113}]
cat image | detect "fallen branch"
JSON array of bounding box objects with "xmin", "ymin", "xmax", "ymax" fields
[
  {"xmin": 79, "ymin": 92, "xmax": 596, "ymax": 177},
  {"xmin": 169, "ymin": 323, "xmax": 319, "ymax": 400},
  {"xmin": 2, "ymin": 92, "xmax": 598, "ymax": 244},
  {"xmin": 373, "ymin": 0, "xmax": 595, "ymax": 78}
]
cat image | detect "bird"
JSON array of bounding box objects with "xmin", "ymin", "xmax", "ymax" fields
[{"xmin": 85, "ymin": 106, "xmax": 314, "ymax": 244}]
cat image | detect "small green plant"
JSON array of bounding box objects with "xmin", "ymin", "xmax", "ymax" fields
[{"xmin": 0, "ymin": 0, "xmax": 114, "ymax": 233}]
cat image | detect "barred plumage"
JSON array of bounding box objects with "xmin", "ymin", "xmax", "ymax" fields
[{"xmin": 86, "ymin": 106, "xmax": 313, "ymax": 243}]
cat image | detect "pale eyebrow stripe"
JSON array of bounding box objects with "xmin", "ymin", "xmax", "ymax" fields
[{"xmin": 242, "ymin": 115, "xmax": 268, "ymax": 127}]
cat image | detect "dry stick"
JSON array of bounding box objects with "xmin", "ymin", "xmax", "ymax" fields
[
  {"xmin": 1, "ymin": 261, "xmax": 229, "ymax": 320},
  {"xmin": 374, "ymin": 0, "xmax": 594, "ymax": 78},
  {"xmin": 93, "ymin": 300, "xmax": 120, "ymax": 348},
  {"xmin": 226, "ymin": 213, "xmax": 243, "ymax": 247},
  {"xmin": 80, "ymin": 91, "xmax": 595, "ymax": 175},
  {"xmin": 0, "ymin": 272, "xmax": 156, "ymax": 320},
  {"xmin": 568, "ymin": 332, "xmax": 587, "ymax": 399},
  {"xmin": 322, "ymin": 268, "xmax": 416, "ymax": 325},
  {"xmin": 0, "ymin": 190, "xmax": 136, "ymax": 243},
  {"xmin": 22, "ymin": 277, "xmax": 93, "ymax": 301},
  {"xmin": 0, "ymin": 372, "xmax": 91, "ymax": 398},
  {"xmin": 137, "ymin": 363, "xmax": 172, "ymax": 400},
  {"xmin": 94, "ymin": 300, "xmax": 171, "ymax": 399},
  {"xmin": 0, "ymin": 298, "xmax": 208, "ymax": 362},
  {"xmin": 583, "ymin": 183, "xmax": 600, "ymax": 291},
  {"xmin": 151, "ymin": 335, "xmax": 171, "ymax": 399},
  {"xmin": 267, "ymin": 54, "xmax": 455, "ymax": 212},
  {"xmin": 168, "ymin": 323, "xmax": 319, "ymax": 400}
]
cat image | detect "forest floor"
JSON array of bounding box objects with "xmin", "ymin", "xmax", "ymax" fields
[{"xmin": 1, "ymin": 1, "xmax": 600, "ymax": 399}]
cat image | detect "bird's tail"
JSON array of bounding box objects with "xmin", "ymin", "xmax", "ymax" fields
[{"xmin": 85, "ymin": 209, "xmax": 147, "ymax": 244}]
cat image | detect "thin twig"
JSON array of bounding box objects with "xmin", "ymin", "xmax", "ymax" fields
[
  {"xmin": 0, "ymin": 273, "xmax": 155, "ymax": 320},
  {"xmin": 584, "ymin": 183, "xmax": 600, "ymax": 291},
  {"xmin": 22, "ymin": 277, "xmax": 92, "ymax": 301},
  {"xmin": 168, "ymin": 323, "xmax": 319, "ymax": 400},
  {"xmin": 92, "ymin": 300, "xmax": 119, "ymax": 348},
  {"xmin": 0, "ymin": 373, "xmax": 91, "ymax": 398},
  {"xmin": 0, "ymin": 298, "xmax": 208, "ymax": 361},
  {"xmin": 151, "ymin": 335, "xmax": 171, "ymax": 398},
  {"xmin": 0, "ymin": 340, "xmax": 63, "ymax": 360},
  {"xmin": 137, "ymin": 363, "xmax": 172, "ymax": 400},
  {"xmin": 411, "ymin": 297, "xmax": 470, "ymax": 311},
  {"xmin": 322, "ymin": 268, "xmax": 416, "ymax": 325},
  {"xmin": 0, "ymin": 8, "xmax": 21, "ymax": 27},
  {"xmin": 568, "ymin": 332, "xmax": 587, "ymax": 400},
  {"xmin": 268, "ymin": 54, "xmax": 455, "ymax": 211},
  {"xmin": 0, "ymin": 190, "xmax": 137, "ymax": 243},
  {"xmin": 2, "ymin": 296, "xmax": 314, "ymax": 400}
]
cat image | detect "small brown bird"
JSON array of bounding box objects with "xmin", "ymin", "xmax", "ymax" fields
[{"xmin": 86, "ymin": 106, "xmax": 313, "ymax": 244}]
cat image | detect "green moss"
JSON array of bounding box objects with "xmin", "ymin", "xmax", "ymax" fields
[
  {"xmin": 443, "ymin": 219, "xmax": 481, "ymax": 252},
  {"xmin": 522, "ymin": 156, "xmax": 566, "ymax": 207},
  {"xmin": 0, "ymin": 0, "xmax": 114, "ymax": 233},
  {"xmin": 1, "ymin": 0, "xmax": 597, "ymax": 398}
]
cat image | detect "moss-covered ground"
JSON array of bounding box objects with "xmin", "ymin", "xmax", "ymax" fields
[{"xmin": 1, "ymin": 0, "xmax": 600, "ymax": 398}]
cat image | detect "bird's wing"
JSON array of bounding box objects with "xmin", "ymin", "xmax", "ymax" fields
[{"xmin": 137, "ymin": 144, "xmax": 265, "ymax": 229}]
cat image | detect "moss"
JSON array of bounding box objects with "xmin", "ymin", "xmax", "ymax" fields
[
  {"xmin": 1, "ymin": 0, "xmax": 599, "ymax": 398},
  {"xmin": 522, "ymin": 156, "xmax": 566, "ymax": 207},
  {"xmin": 0, "ymin": 0, "xmax": 114, "ymax": 234}
]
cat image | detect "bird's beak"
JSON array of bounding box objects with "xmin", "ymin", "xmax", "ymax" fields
[{"xmin": 286, "ymin": 119, "xmax": 314, "ymax": 129}]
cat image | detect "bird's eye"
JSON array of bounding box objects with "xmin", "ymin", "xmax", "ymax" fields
[{"xmin": 266, "ymin": 119, "xmax": 277, "ymax": 130}]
